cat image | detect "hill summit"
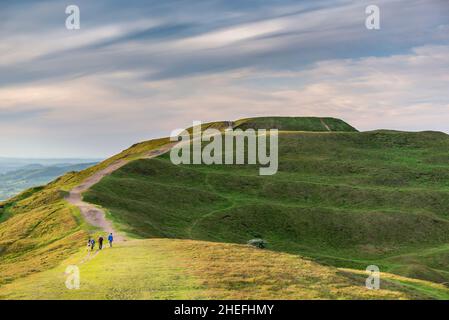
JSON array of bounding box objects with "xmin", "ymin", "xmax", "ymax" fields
[{"xmin": 234, "ymin": 116, "xmax": 357, "ymax": 132}]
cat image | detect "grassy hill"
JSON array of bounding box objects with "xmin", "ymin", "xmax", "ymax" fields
[
  {"xmin": 84, "ymin": 128, "xmax": 449, "ymax": 285},
  {"xmin": 1, "ymin": 116, "xmax": 449, "ymax": 299}
]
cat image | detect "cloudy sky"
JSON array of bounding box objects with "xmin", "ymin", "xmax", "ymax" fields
[{"xmin": 1, "ymin": 0, "xmax": 448, "ymax": 158}]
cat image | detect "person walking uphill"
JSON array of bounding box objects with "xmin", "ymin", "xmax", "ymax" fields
[
  {"xmin": 90, "ymin": 238, "xmax": 96, "ymax": 251},
  {"xmin": 108, "ymin": 233, "xmax": 114, "ymax": 247},
  {"xmin": 98, "ymin": 236, "xmax": 104, "ymax": 250}
]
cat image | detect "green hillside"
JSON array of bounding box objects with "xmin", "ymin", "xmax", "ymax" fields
[
  {"xmin": 2, "ymin": 116, "xmax": 449, "ymax": 299},
  {"xmin": 84, "ymin": 128, "xmax": 449, "ymax": 284}
]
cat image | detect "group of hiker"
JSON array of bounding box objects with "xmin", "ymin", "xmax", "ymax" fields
[{"xmin": 87, "ymin": 233, "xmax": 114, "ymax": 251}]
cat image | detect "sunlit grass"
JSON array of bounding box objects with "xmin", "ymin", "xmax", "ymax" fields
[{"xmin": 2, "ymin": 239, "xmax": 446, "ymax": 300}]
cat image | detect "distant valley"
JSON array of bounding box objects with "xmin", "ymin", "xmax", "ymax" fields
[{"xmin": 0, "ymin": 159, "xmax": 99, "ymax": 201}]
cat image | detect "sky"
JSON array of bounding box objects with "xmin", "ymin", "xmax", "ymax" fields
[{"xmin": 1, "ymin": 0, "xmax": 448, "ymax": 158}]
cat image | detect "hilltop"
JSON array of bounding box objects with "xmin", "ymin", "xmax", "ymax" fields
[
  {"xmin": 1, "ymin": 116, "xmax": 449, "ymax": 299},
  {"xmin": 185, "ymin": 116, "xmax": 357, "ymax": 133},
  {"xmin": 234, "ymin": 116, "xmax": 357, "ymax": 132}
]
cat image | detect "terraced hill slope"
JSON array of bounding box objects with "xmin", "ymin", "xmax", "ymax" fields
[
  {"xmin": 1, "ymin": 117, "xmax": 449, "ymax": 299},
  {"xmin": 84, "ymin": 128, "xmax": 449, "ymax": 284}
]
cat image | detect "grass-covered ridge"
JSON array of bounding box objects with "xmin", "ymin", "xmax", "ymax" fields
[
  {"xmin": 234, "ymin": 116, "xmax": 357, "ymax": 132},
  {"xmin": 85, "ymin": 129, "xmax": 449, "ymax": 285},
  {"xmin": 184, "ymin": 117, "xmax": 357, "ymax": 133}
]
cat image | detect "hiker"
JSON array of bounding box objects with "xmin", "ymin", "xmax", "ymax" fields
[
  {"xmin": 90, "ymin": 238, "xmax": 96, "ymax": 251},
  {"xmin": 87, "ymin": 238, "xmax": 92, "ymax": 251},
  {"xmin": 108, "ymin": 233, "xmax": 113, "ymax": 247},
  {"xmin": 98, "ymin": 236, "xmax": 104, "ymax": 250}
]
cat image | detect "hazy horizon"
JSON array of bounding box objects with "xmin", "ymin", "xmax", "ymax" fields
[{"xmin": 2, "ymin": 118, "xmax": 449, "ymax": 159}]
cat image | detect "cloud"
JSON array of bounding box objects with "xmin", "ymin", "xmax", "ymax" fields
[
  {"xmin": 0, "ymin": 0, "xmax": 448, "ymax": 157},
  {"xmin": 2, "ymin": 0, "xmax": 448, "ymax": 86},
  {"xmin": 0, "ymin": 108, "xmax": 50, "ymax": 123}
]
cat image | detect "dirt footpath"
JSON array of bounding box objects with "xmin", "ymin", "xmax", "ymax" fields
[{"xmin": 66, "ymin": 143, "xmax": 175, "ymax": 241}]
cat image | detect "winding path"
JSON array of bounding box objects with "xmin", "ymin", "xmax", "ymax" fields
[{"xmin": 66, "ymin": 143, "xmax": 175, "ymax": 242}]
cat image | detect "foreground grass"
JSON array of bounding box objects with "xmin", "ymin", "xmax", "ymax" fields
[{"xmin": 1, "ymin": 239, "xmax": 446, "ymax": 300}]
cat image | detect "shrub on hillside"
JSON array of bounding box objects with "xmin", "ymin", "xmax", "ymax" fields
[{"xmin": 247, "ymin": 239, "xmax": 267, "ymax": 249}]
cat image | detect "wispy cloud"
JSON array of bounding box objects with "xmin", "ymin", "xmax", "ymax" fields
[{"xmin": 0, "ymin": 0, "xmax": 448, "ymax": 157}]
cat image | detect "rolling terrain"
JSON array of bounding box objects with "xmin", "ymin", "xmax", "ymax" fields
[{"xmin": 1, "ymin": 117, "xmax": 449, "ymax": 299}]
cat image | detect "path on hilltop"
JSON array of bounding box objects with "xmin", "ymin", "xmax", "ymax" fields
[
  {"xmin": 320, "ymin": 118, "xmax": 331, "ymax": 131},
  {"xmin": 66, "ymin": 143, "xmax": 175, "ymax": 241}
]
